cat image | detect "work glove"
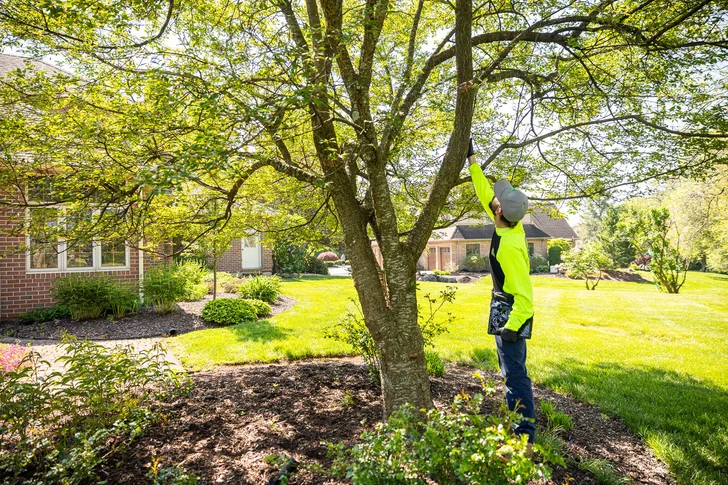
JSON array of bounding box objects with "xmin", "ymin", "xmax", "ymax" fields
[
  {"xmin": 467, "ymin": 137, "xmax": 475, "ymax": 158},
  {"xmin": 498, "ymin": 327, "xmax": 518, "ymax": 343}
]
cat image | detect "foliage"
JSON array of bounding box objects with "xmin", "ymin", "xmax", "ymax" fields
[
  {"xmin": 201, "ymin": 298, "xmax": 257, "ymax": 325},
  {"xmin": 328, "ymin": 372, "xmax": 552, "ymax": 484},
  {"xmin": 19, "ymin": 304, "xmax": 71, "ymax": 324},
  {"xmin": 51, "ymin": 274, "xmax": 139, "ymax": 320},
  {"xmin": 0, "ymin": 338, "xmax": 187, "ymax": 483},
  {"xmin": 239, "ymin": 275, "xmax": 281, "ymax": 303},
  {"xmin": 305, "ymin": 255, "xmax": 329, "ymax": 275},
  {"xmin": 273, "ymin": 241, "xmax": 308, "ymax": 275},
  {"xmin": 0, "ymin": 344, "xmax": 29, "ymax": 373},
  {"xmin": 175, "ymin": 260, "xmax": 209, "ymax": 301},
  {"xmin": 535, "ymin": 265, "xmax": 550, "ymax": 274},
  {"xmin": 462, "ymin": 254, "xmax": 486, "ymax": 272},
  {"xmin": 142, "ymin": 264, "xmax": 188, "ymax": 313},
  {"xmin": 578, "ymin": 458, "xmax": 631, "ymax": 485},
  {"xmin": 547, "ymin": 239, "xmax": 572, "ymax": 266},
  {"xmin": 425, "ymin": 351, "xmax": 445, "ymax": 377},
  {"xmin": 530, "ymin": 254, "xmax": 548, "ymax": 273},
  {"xmin": 326, "ymin": 286, "xmax": 454, "ymax": 385},
  {"xmin": 220, "ymin": 277, "xmax": 244, "ymax": 293},
  {"xmin": 622, "ymin": 205, "xmax": 688, "ymax": 293},
  {"xmin": 540, "ymin": 401, "xmax": 574, "ymax": 435},
  {"xmin": 433, "ymin": 269, "xmax": 450, "ymax": 276},
  {"xmin": 581, "ymin": 200, "xmax": 637, "ymax": 268},
  {"xmin": 563, "ymin": 242, "xmax": 613, "ymax": 290},
  {"xmin": 241, "ymin": 298, "xmax": 272, "ymax": 318}
]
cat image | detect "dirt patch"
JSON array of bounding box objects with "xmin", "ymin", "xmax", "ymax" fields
[
  {"xmin": 101, "ymin": 360, "xmax": 673, "ymax": 485},
  {"xmin": 0, "ymin": 294, "xmax": 297, "ymax": 340}
]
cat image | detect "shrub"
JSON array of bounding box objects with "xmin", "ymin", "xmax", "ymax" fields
[
  {"xmin": 547, "ymin": 238, "xmax": 572, "ymax": 265},
  {"xmin": 241, "ymin": 298, "xmax": 272, "ymax": 317},
  {"xmin": 425, "ymin": 350, "xmax": 445, "ymax": 377},
  {"xmin": 328, "ymin": 372, "xmax": 553, "ymax": 484},
  {"xmin": 462, "ymin": 254, "xmax": 486, "ymax": 272},
  {"xmin": 536, "ymin": 265, "xmax": 550, "ymax": 273},
  {"xmin": 239, "ymin": 275, "xmax": 281, "ymax": 303},
  {"xmin": 0, "ymin": 338, "xmax": 186, "ymax": 483},
  {"xmin": 201, "ymin": 298, "xmax": 257, "ymax": 325},
  {"xmin": 51, "ymin": 274, "xmax": 113, "ymax": 320},
  {"xmin": 108, "ymin": 281, "xmax": 142, "ymax": 319},
  {"xmin": 220, "ymin": 277, "xmax": 244, "ymax": 293},
  {"xmin": 51, "ymin": 275, "xmax": 139, "ymax": 320},
  {"xmin": 305, "ymin": 255, "xmax": 329, "ymax": 275},
  {"xmin": 563, "ymin": 242, "xmax": 614, "ymax": 290},
  {"xmin": 142, "ymin": 264, "xmax": 188, "ymax": 313},
  {"xmin": 204, "ymin": 271, "xmax": 236, "ymax": 292},
  {"xmin": 324, "ymin": 259, "xmax": 343, "ymax": 267},
  {"xmin": 19, "ymin": 305, "xmax": 71, "ymax": 324},
  {"xmin": 0, "ymin": 343, "xmax": 29, "ymax": 373},
  {"xmin": 175, "ymin": 260, "xmax": 208, "ymax": 301},
  {"xmin": 273, "ymin": 241, "xmax": 308, "ymax": 274},
  {"xmin": 433, "ymin": 269, "xmax": 450, "ymax": 275},
  {"xmin": 530, "ymin": 254, "xmax": 548, "ymax": 272}
]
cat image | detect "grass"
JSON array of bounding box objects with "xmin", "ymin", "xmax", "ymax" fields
[{"xmin": 169, "ymin": 271, "xmax": 728, "ymax": 485}]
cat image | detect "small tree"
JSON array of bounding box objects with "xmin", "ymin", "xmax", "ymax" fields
[
  {"xmin": 563, "ymin": 242, "xmax": 613, "ymax": 290},
  {"xmin": 623, "ymin": 206, "xmax": 688, "ymax": 294},
  {"xmin": 547, "ymin": 239, "xmax": 572, "ymax": 266}
]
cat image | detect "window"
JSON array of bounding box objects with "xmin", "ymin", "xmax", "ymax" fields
[
  {"xmin": 26, "ymin": 207, "xmax": 129, "ymax": 273},
  {"xmin": 528, "ymin": 243, "xmax": 535, "ymax": 256},
  {"xmin": 466, "ymin": 243, "xmax": 480, "ymax": 257}
]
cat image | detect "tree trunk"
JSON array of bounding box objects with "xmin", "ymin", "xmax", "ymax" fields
[{"xmin": 213, "ymin": 256, "xmax": 217, "ymax": 300}]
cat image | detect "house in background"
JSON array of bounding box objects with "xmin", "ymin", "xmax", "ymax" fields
[
  {"xmin": 0, "ymin": 53, "xmax": 272, "ymax": 321},
  {"xmin": 414, "ymin": 205, "xmax": 578, "ymax": 272}
]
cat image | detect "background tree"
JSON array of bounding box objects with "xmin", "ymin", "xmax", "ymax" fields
[
  {"xmin": 562, "ymin": 242, "xmax": 613, "ymax": 290},
  {"xmin": 547, "ymin": 238, "xmax": 572, "ymax": 266},
  {"xmin": 1, "ymin": 0, "xmax": 727, "ymax": 415},
  {"xmin": 623, "ymin": 204, "xmax": 689, "ymax": 294}
]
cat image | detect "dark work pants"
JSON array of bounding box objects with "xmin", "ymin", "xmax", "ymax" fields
[{"xmin": 495, "ymin": 335, "xmax": 536, "ymax": 442}]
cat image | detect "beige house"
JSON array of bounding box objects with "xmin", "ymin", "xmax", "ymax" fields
[{"xmin": 414, "ymin": 205, "xmax": 578, "ymax": 272}]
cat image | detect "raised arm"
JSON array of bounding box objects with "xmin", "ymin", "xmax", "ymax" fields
[{"xmin": 468, "ymin": 156, "xmax": 495, "ymax": 221}]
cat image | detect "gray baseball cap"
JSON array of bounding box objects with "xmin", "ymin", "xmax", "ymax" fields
[{"xmin": 494, "ymin": 179, "xmax": 529, "ymax": 222}]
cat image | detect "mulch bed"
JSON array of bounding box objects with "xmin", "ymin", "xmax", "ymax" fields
[
  {"xmin": 101, "ymin": 360, "xmax": 673, "ymax": 485},
  {"xmin": 0, "ymin": 294, "xmax": 297, "ymax": 340}
]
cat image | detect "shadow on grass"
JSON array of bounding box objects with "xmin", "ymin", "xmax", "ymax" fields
[
  {"xmin": 540, "ymin": 359, "xmax": 728, "ymax": 485},
  {"xmin": 228, "ymin": 319, "xmax": 292, "ymax": 342},
  {"xmin": 707, "ymin": 274, "xmax": 728, "ymax": 282}
]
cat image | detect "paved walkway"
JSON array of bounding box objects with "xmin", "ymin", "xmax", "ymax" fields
[{"xmin": 0, "ymin": 337, "xmax": 183, "ymax": 376}]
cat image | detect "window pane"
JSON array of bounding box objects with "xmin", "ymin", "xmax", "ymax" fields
[
  {"xmin": 528, "ymin": 243, "xmax": 535, "ymax": 256},
  {"xmin": 466, "ymin": 244, "xmax": 480, "ymax": 256},
  {"xmin": 66, "ymin": 240, "xmax": 94, "ymax": 268},
  {"xmin": 29, "ymin": 208, "xmax": 59, "ymax": 269},
  {"xmin": 101, "ymin": 240, "xmax": 127, "ymax": 267}
]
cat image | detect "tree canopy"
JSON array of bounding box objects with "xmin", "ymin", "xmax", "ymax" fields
[{"xmin": 1, "ymin": 0, "xmax": 727, "ymax": 413}]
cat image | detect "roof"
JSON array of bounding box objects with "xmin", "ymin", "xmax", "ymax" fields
[
  {"xmin": 432, "ymin": 223, "xmax": 550, "ymax": 241},
  {"xmin": 0, "ymin": 53, "xmax": 66, "ymax": 77},
  {"xmin": 530, "ymin": 205, "xmax": 578, "ymax": 239}
]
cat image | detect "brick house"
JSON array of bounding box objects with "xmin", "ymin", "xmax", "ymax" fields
[
  {"xmin": 0, "ymin": 53, "xmax": 272, "ymax": 321},
  {"xmin": 415, "ymin": 205, "xmax": 578, "ymax": 271}
]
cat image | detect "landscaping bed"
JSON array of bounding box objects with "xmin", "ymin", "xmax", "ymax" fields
[
  {"xmin": 101, "ymin": 360, "xmax": 673, "ymax": 485},
  {"xmin": 0, "ymin": 294, "xmax": 297, "ymax": 340}
]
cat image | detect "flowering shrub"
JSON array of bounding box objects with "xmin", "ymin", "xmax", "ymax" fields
[{"xmin": 0, "ymin": 344, "xmax": 29, "ymax": 373}]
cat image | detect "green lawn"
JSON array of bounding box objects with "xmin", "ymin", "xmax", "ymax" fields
[{"xmin": 170, "ymin": 272, "xmax": 728, "ymax": 485}]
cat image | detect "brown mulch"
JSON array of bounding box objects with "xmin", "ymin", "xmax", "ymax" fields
[
  {"xmin": 0, "ymin": 294, "xmax": 297, "ymax": 340},
  {"xmin": 101, "ymin": 360, "xmax": 673, "ymax": 485}
]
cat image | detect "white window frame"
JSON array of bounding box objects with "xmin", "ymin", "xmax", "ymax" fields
[{"xmin": 25, "ymin": 207, "xmax": 131, "ymax": 274}]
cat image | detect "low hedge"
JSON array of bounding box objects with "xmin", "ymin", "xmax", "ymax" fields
[{"xmin": 201, "ymin": 298, "xmax": 257, "ymax": 325}]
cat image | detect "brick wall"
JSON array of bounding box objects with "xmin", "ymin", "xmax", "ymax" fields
[
  {"xmin": 1, "ymin": 206, "xmax": 143, "ymax": 320},
  {"xmin": 216, "ymin": 238, "xmax": 273, "ymax": 275}
]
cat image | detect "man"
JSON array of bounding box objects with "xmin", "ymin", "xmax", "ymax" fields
[{"xmin": 467, "ymin": 138, "xmax": 536, "ymax": 443}]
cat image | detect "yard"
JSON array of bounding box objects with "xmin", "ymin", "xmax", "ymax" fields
[{"xmin": 169, "ymin": 272, "xmax": 728, "ymax": 485}]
